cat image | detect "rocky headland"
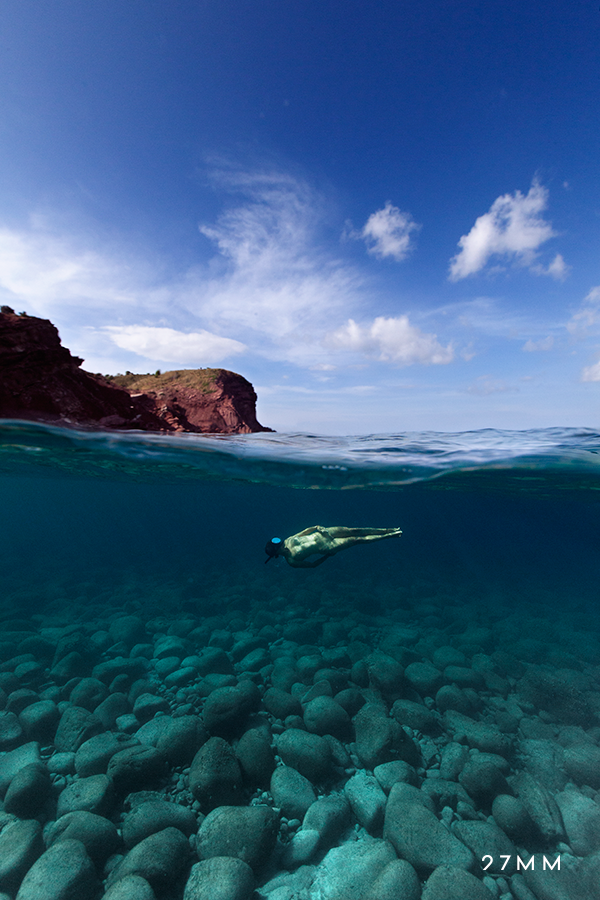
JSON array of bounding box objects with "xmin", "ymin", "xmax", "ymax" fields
[{"xmin": 0, "ymin": 308, "xmax": 271, "ymax": 434}]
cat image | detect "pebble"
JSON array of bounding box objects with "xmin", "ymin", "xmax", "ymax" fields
[
  {"xmin": 276, "ymin": 728, "xmax": 332, "ymax": 782},
  {"xmin": 45, "ymin": 811, "xmax": 120, "ymax": 862},
  {"xmin": 107, "ymin": 744, "xmax": 167, "ymax": 792},
  {"xmin": 6, "ymin": 689, "xmax": 39, "ymax": 715},
  {"xmin": 94, "ymin": 693, "xmax": 131, "ymax": 729},
  {"xmin": 14, "ymin": 838, "xmax": 99, "ymax": 900},
  {"xmin": 103, "ymin": 875, "xmax": 157, "ymax": 900},
  {"xmin": 132, "ymin": 693, "xmax": 170, "ymax": 723},
  {"xmin": 3, "ymin": 762, "xmax": 51, "ymax": 817},
  {"xmin": 373, "ymin": 760, "xmax": 418, "ymax": 792},
  {"xmin": 421, "ymin": 864, "xmax": 495, "ymax": 900},
  {"xmin": 344, "ymin": 772, "xmax": 387, "ymax": 833},
  {"xmin": 491, "ymin": 794, "xmax": 539, "ymax": 843},
  {"xmin": 404, "ymin": 661, "xmax": 444, "ymax": 695},
  {"xmin": 310, "ymin": 838, "xmax": 396, "ymax": 900},
  {"xmin": 0, "ymin": 711, "xmax": 23, "ymax": 749},
  {"xmin": 202, "ymin": 684, "xmax": 259, "ymax": 737},
  {"xmin": 444, "ymin": 710, "xmax": 512, "ymax": 756},
  {"xmin": 365, "ymin": 652, "xmax": 406, "ymax": 697},
  {"xmin": 383, "ymin": 783, "xmax": 475, "ymax": 873},
  {"xmin": 18, "ymin": 700, "xmax": 60, "ymax": 742},
  {"xmin": 235, "ymin": 727, "xmax": 275, "ymax": 787},
  {"xmin": 270, "ymin": 765, "xmax": 316, "ymax": 819},
  {"xmin": 109, "ymin": 616, "xmax": 146, "ymax": 646},
  {"xmin": 391, "ymin": 698, "xmax": 440, "ymax": 733},
  {"xmin": 303, "ymin": 696, "xmax": 351, "ymax": 740},
  {"xmin": 53, "ymin": 706, "xmax": 103, "ymax": 752},
  {"xmin": 0, "ymin": 819, "xmax": 43, "ymax": 895},
  {"xmin": 122, "ymin": 799, "xmax": 198, "ymax": 848},
  {"xmin": 195, "ymin": 805, "xmax": 279, "ymax": 872},
  {"xmin": 108, "ymin": 827, "xmax": 191, "ymax": 892},
  {"xmin": 555, "ymin": 789, "xmax": 600, "ymax": 855},
  {"xmin": 74, "ymin": 731, "xmax": 140, "ymax": 776},
  {"xmin": 439, "ymin": 741, "xmax": 470, "ymax": 780},
  {"xmin": 452, "ymin": 821, "xmax": 518, "ymax": 874},
  {"xmin": 56, "ymin": 773, "xmax": 115, "ymax": 817},
  {"xmin": 303, "ymin": 793, "xmax": 351, "ymax": 844},
  {"xmin": 183, "ymin": 857, "xmax": 254, "ymax": 900},
  {"xmin": 263, "ymin": 687, "xmax": 302, "ymax": 719},
  {"xmin": 364, "ymin": 859, "xmax": 421, "ymax": 900},
  {"xmin": 46, "ymin": 752, "xmax": 75, "ymax": 775},
  {"xmin": 188, "ymin": 736, "xmax": 243, "ymax": 811},
  {"xmin": 69, "ymin": 678, "xmax": 108, "ymax": 711},
  {"xmin": 511, "ymin": 771, "xmax": 565, "ymax": 841},
  {"xmin": 459, "ymin": 756, "xmax": 511, "ymax": 805},
  {"xmin": 562, "ymin": 742, "xmax": 600, "ymax": 789},
  {"xmin": 156, "ymin": 715, "xmax": 208, "ymax": 767},
  {"xmin": 352, "ymin": 703, "xmax": 397, "ymax": 769}
]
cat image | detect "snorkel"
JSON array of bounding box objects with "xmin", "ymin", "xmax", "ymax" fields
[{"xmin": 265, "ymin": 537, "xmax": 282, "ymax": 563}]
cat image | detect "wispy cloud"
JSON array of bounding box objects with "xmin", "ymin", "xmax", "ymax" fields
[
  {"xmin": 0, "ymin": 165, "xmax": 454, "ymax": 374},
  {"xmin": 327, "ymin": 316, "xmax": 454, "ymax": 365},
  {"xmin": 194, "ymin": 167, "xmax": 363, "ymax": 363},
  {"xmin": 567, "ymin": 286, "xmax": 600, "ymax": 337},
  {"xmin": 565, "ymin": 287, "xmax": 600, "ymax": 383},
  {"xmin": 467, "ymin": 376, "xmax": 518, "ymax": 395},
  {"xmin": 0, "ymin": 222, "xmax": 162, "ymax": 314},
  {"xmin": 356, "ymin": 201, "xmax": 420, "ymax": 261},
  {"xmin": 449, "ymin": 180, "xmax": 561, "ymax": 281},
  {"xmin": 522, "ymin": 336, "xmax": 554, "ymax": 352}
]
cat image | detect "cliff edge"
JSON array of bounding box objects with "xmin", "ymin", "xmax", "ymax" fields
[{"xmin": 0, "ymin": 308, "xmax": 272, "ymax": 433}]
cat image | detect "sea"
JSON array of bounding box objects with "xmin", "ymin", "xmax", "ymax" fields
[
  {"xmin": 1, "ymin": 420, "xmax": 600, "ymax": 898},
  {"xmin": 2, "ymin": 421, "xmax": 599, "ymax": 619}
]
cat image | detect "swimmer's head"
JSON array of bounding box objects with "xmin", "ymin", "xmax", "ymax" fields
[{"xmin": 264, "ymin": 537, "xmax": 282, "ymax": 563}]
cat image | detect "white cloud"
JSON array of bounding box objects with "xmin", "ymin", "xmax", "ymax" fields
[
  {"xmin": 359, "ymin": 202, "xmax": 420, "ymax": 261},
  {"xmin": 567, "ymin": 286, "xmax": 600, "ymax": 336},
  {"xmin": 327, "ymin": 316, "xmax": 454, "ymax": 365},
  {"xmin": 449, "ymin": 180, "xmax": 559, "ymax": 280},
  {"xmin": 542, "ymin": 253, "xmax": 569, "ymax": 281},
  {"xmin": 522, "ymin": 336, "xmax": 554, "ymax": 352},
  {"xmin": 581, "ymin": 360, "xmax": 600, "ymax": 382},
  {"xmin": 103, "ymin": 326, "xmax": 246, "ymax": 365}
]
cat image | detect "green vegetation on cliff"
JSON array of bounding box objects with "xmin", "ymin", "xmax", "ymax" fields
[{"xmin": 105, "ymin": 368, "xmax": 227, "ymax": 395}]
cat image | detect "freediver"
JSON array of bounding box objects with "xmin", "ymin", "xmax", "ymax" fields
[{"xmin": 264, "ymin": 525, "xmax": 402, "ymax": 568}]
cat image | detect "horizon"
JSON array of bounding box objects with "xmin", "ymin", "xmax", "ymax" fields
[{"xmin": 0, "ymin": 1, "xmax": 599, "ymax": 435}]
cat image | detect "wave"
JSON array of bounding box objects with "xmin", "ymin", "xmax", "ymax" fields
[{"xmin": 1, "ymin": 419, "xmax": 600, "ymax": 492}]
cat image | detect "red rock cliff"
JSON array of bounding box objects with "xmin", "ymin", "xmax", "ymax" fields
[{"xmin": 0, "ymin": 308, "xmax": 272, "ymax": 433}]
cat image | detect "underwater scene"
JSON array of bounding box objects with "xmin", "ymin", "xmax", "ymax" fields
[{"xmin": 1, "ymin": 421, "xmax": 600, "ymax": 900}]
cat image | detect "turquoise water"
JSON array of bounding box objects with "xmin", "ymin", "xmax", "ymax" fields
[
  {"xmin": 2, "ymin": 420, "xmax": 600, "ymax": 899},
  {"xmin": 1, "ymin": 421, "xmax": 599, "ymax": 617}
]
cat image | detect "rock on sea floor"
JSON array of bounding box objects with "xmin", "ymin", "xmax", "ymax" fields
[{"xmin": 1, "ymin": 570, "xmax": 600, "ymax": 900}]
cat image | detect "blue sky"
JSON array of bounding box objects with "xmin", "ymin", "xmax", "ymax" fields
[{"xmin": 0, "ymin": 0, "xmax": 599, "ymax": 434}]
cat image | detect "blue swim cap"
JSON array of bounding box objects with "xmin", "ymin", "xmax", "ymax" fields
[{"xmin": 271, "ymin": 537, "xmax": 282, "ymax": 544}]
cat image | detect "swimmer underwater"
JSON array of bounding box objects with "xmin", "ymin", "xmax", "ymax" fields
[{"xmin": 264, "ymin": 525, "xmax": 402, "ymax": 569}]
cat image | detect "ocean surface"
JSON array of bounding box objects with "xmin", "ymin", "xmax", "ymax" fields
[{"xmin": 1, "ymin": 420, "xmax": 600, "ymax": 899}]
